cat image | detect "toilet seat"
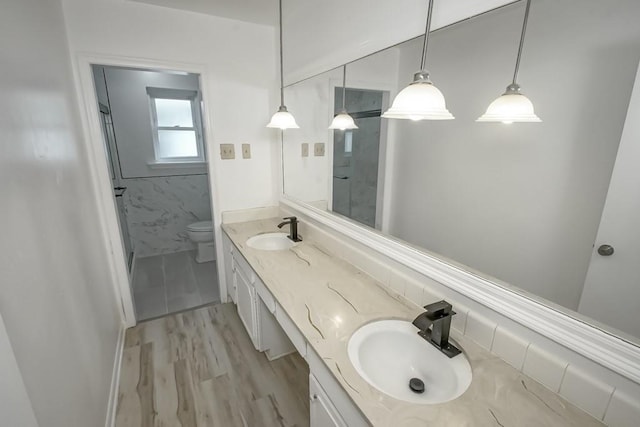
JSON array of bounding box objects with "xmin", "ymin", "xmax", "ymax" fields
[{"xmin": 187, "ymin": 221, "xmax": 213, "ymax": 232}]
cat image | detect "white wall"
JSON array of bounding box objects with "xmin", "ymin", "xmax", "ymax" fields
[
  {"xmin": 283, "ymin": 0, "xmax": 513, "ymax": 85},
  {"xmin": 387, "ymin": 0, "xmax": 640, "ymax": 309},
  {"xmin": 0, "ymin": 313, "xmax": 38, "ymax": 427},
  {"xmin": 0, "ymin": 0, "xmax": 123, "ymax": 425},
  {"xmin": 100, "ymin": 67, "xmax": 204, "ymax": 178},
  {"xmin": 62, "ymin": 0, "xmax": 280, "ymax": 214}
]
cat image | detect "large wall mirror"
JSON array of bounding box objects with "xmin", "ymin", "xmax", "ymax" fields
[{"xmin": 282, "ymin": 0, "xmax": 640, "ymax": 346}]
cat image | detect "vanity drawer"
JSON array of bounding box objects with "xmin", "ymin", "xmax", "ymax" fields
[
  {"xmin": 232, "ymin": 249, "xmax": 255, "ymax": 284},
  {"xmin": 254, "ymin": 275, "xmax": 276, "ymax": 313},
  {"xmin": 275, "ymin": 303, "xmax": 307, "ymax": 359}
]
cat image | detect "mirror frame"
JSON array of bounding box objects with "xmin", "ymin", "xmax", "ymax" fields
[{"xmin": 281, "ymin": 194, "xmax": 640, "ymax": 383}]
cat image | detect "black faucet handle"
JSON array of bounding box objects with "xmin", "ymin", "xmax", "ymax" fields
[
  {"xmin": 423, "ymin": 300, "xmax": 455, "ymax": 319},
  {"xmin": 282, "ymin": 216, "xmax": 298, "ymax": 222}
]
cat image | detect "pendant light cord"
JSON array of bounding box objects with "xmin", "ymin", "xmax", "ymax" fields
[
  {"xmin": 342, "ymin": 65, "xmax": 347, "ymax": 111},
  {"xmin": 279, "ymin": 0, "xmax": 285, "ymax": 106},
  {"xmin": 512, "ymin": 0, "xmax": 532, "ymax": 84},
  {"xmin": 420, "ymin": 0, "xmax": 434, "ymax": 71}
]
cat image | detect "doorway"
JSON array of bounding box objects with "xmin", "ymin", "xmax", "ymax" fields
[
  {"xmin": 91, "ymin": 64, "xmax": 220, "ymax": 321},
  {"xmin": 332, "ymin": 87, "xmax": 386, "ymax": 229}
]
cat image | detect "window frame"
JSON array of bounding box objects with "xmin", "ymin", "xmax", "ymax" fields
[{"xmin": 147, "ymin": 87, "xmax": 206, "ymax": 164}]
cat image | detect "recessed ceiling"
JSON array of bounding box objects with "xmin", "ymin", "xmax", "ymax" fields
[{"xmin": 129, "ymin": 0, "xmax": 278, "ymax": 26}]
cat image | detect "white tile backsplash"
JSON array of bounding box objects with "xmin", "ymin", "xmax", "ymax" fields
[
  {"xmin": 604, "ymin": 389, "xmax": 640, "ymax": 427},
  {"xmin": 451, "ymin": 304, "xmax": 469, "ymax": 335},
  {"xmin": 491, "ymin": 327, "xmax": 529, "ymax": 371},
  {"xmin": 465, "ymin": 311, "xmax": 497, "ymax": 350},
  {"xmin": 523, "ymin": 345, "xmax": 568, "ymax": 392},
  {"xmin": 404, "ymin": 278, "xmax": 424, "ymax": 303},
  {"xmin": 559, "ymin": 365, "xmax": 614, "ymax": 420}
]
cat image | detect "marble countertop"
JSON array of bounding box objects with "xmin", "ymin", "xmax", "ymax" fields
[{"xmin": 222, "ymin": 218, "xmax": 602, "ymax": 427}]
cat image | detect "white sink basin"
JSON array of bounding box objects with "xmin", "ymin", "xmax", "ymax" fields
[
  {"xmin": 348, "ymin": 320, "xmax": 472, "ymax": 404},
  {"xmin": 246, "ymin": 233, "xmax": 295, "ymax": 251}
]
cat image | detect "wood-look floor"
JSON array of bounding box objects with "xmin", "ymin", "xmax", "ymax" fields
[{"xmin": 116, "ymin": 303, "xmax": 310, "ymax": 427}]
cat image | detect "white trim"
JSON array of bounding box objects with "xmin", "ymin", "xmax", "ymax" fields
[
  {"xmin": 71, "ymin": 54, "xmax": 137, "ymax": 327},
  {"xmin": 146, "ymin": 160, "xmax": 207, "ymax": 169},
  {"xmin": 148, "ymin": 92, "xmax": 206, "ymax": 163},
  {"xmin": 105, "ymin": 324, "xmax": 126, "ymax": 427},
  {"xmin": 280, "ymin": 196, "xmax": 640, "ymax": 384},
  {"xmin": 70, "ymin": 53, "xmax": 227, "ymax": 326}
]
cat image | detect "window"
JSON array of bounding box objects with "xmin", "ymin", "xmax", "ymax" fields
[{"xmin": 147, "ymin": 87, "xmax": 205, "ymax": 163}]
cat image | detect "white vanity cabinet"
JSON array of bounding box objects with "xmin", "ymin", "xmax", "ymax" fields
[
  {"xmin": 222, "ymin": 234, "xmax": 236, "ymax": 303},
  {"xmin": 307, "ymin": 346, "xmax": 370, "ymax": 427},
  {"xmin": 310, "ymin": 374, "xmax": 347, "ymax": 427},
  {"xmin": 230, "ymin": 246, "xmax": 295, "ymax": 359},
  {"xmin": 224, "ymin": 233, "xmax": 369, "ymax": 426}
]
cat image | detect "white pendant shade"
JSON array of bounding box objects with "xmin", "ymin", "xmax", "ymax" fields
[
  {"xmin": 267, "ymin": 106, "xmax": 299, "ymax": 129},
  {"xmin": 479, "ymin": 0, "xmax": 540, "ymax": 124},
  {"xmin": 329, "ymin": 110, "xmax": 358, "ymax": 130},
  {"xmin": 477, "ymin": 84, "xmax": 541, "ymax": 124},
  {"xmin": 382, "ymin": 73, "xmax": 454, "ymax": 121},
  {"xmin": 268, "ymin": 0, "xmax": 299, "ymax": 130}
]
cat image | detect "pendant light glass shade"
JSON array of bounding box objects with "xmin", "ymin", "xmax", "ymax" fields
[
  {"xmin": 382, "ymin": 72, "xmax": 454, "ymax": 120},
  {"xmin": 383, "ymin": 0, "xmax": 454, "ymax": 121},
  {"xmin": 329, "ymin": 110, "xmax": 358, "ymax": 130},
  {"xmin": 267, "ymin": 106, "xmax": 299, "ymax": 129},
  {"xmin": 329, "ymin": 65, "xmax": 358, "ymax": 130},
  {"xmin": 267, "ymin": 0, "xmax": 298, "ymax": 130},
  {"xmin": 477, "ymin": 83, "xmax": 540, "ymax": 124},
  {"xmin": 477, "ymin": 0, "xmax": 540, "ymax": 123}
]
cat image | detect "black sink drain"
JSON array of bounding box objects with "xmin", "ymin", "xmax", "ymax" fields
[{"xmin": 409, "ymin": 378, "xmax": 425, "ymax": 394}]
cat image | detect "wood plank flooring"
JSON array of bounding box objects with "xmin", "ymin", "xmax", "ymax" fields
[{"xmin": 116, "ymin": 303, "xmax": 310, "ymax": 427}]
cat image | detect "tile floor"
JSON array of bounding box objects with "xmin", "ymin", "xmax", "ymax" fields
[
  {"xmin": 116, "ymin": 303, "xmax": 309, "ymax": 427},
  {"xmin": 133, "ymin": 250, "xmax": 220, "ymax": 321}
]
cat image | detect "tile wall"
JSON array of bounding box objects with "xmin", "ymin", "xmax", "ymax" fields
[{"xmin": 123, "ymin": 174, "xmax": 212, "ymax": 258}]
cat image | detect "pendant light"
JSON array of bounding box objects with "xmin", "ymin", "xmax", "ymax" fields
[
  {"xmin": 477, "ymin": 0, "xmax": 540, "ymax": 123},
  {"xmin": 329, "ymin": 65, "xmax": 358, "ymax": 130},
  {"xmin": 267, "ymin": 0, "xmax": 299, "ymax": 129},
  {"xmin": 382, "ymin": 0, "xmax": 453, "ymax": 121}
]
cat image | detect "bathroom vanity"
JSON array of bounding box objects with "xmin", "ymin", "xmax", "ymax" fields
[{"xmin": 222, "ymin": 217, "xmax": 602, "ymax": 426}]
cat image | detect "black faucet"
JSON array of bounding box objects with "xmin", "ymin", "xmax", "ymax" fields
[
  {"xmin": 412, "ymin": 300, "xmax": 461, "ymax": 358},
  {"xmin": 277, "ymin": 216, "xmax": 302, "ymax": 242}
]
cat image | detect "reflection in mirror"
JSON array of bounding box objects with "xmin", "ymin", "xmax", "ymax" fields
[{"xmin": 283, "ymin": 0, "xmax": 640, "ymax": 343}]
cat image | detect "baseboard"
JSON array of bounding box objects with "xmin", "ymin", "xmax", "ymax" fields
[{"xmin": 105, "ymin": 324, "xmax": 126, "ymax": 427}]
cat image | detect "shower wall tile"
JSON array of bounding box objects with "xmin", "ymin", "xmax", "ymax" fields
[{"xmin": 124, "ymin": 174, "xmax": 212, "ymax": 257}]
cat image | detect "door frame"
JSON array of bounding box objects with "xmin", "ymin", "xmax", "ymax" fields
[
  {"xmin": 326, "ymin": 78, "xmax": 394, "ymax": 232},
  {"xmin": 70, "ymin": 53, "xmax": 221, "ymax": 327}
]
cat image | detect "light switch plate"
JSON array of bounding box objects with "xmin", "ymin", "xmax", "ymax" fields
[
  {"xmin": 301, "ymin": 143, "xmax": 309, "ymax": 157},
  {"xmin": 220, "ymin": 144, "xmax": 235, "ymax": 160},
  {"xmin": 314, "ymin": 142, "xmax": 325, "ymax": 157},
  {"xmin": 242, "ymin": 143, "xmax": 251, "ymax": 159}
]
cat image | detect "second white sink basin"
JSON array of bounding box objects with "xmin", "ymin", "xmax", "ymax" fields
[
  {"xmin": 246, "ymin": 232, "xmax": 295, "ymax": 251},
  {"xmin": 348, "ymin": 320, "xmax": 472, "ymax": 404}
]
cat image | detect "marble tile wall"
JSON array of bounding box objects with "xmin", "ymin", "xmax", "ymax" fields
[{"xmin": 123, "ymin": 174, "xmax": 212, "ymax": 258}]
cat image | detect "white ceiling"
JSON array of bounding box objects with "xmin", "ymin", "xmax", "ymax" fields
[{"xmin": 129, "ymin": 0, "xmax": 278, "ymax": 26}]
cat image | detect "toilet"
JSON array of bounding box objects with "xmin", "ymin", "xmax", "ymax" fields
[{"xmin": 187, "ymin": 220, "xmax": 215, "ymax": 263}]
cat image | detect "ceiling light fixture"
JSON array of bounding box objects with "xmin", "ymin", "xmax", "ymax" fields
[
  {"xmin": 382, "ymin": 0, "xmax": 453, "ymax": 121},
  {"xmin": 477, "ymin": 0, "xmax": 541, "ymax": 124},
  {"xmin": 267, "ymin": 0, "xmax": 299, "ymax": 129},
  {"xmin": 329, "ymin": 65, "xmax": 359, "ymax": 130}
]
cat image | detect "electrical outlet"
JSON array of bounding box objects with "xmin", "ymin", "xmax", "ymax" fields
[
  {"xmin": 314, "ymin": 142, "xmax": 325, "ymax": 157},
  {"xmin": 301, "ymin": 143, "xmax": 309, "ymax": 157},
  {"xmin": 242, "ymin": 143, "xmax": 251, "ymax": 159},
  {"xmin": 220, "ymin": 144, "xmax": 235, "ymax": 160}
]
